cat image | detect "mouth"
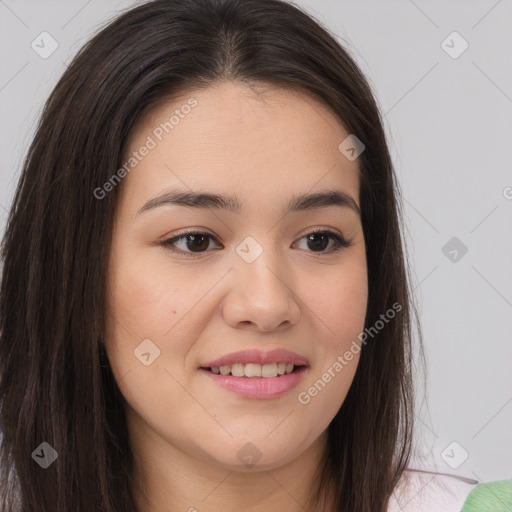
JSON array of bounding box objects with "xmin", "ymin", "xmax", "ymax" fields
[
  {"xmin": 198, "ymin": 349, "xmax": 309, "ymax": 398},
  {"xmin": 200, "ymin": 362, "xmax": 307, "ymax": 378},
  {"xmin": 198, "ymin": 362, "xmax": 308, "ymax": 399}
]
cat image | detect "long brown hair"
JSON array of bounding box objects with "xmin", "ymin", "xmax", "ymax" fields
[{"xmin": 0, "ymin": 0, "xmax": 423, "ymax": 510}]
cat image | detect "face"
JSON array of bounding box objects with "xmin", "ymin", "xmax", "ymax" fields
[{"xmin": 104, "ymin": 80, "xmax": 368, "ymax": 473}]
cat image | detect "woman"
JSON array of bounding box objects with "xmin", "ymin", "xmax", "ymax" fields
[{"xmin": 0, "ymin": 0, "xmax": 510, "ymax": 511}]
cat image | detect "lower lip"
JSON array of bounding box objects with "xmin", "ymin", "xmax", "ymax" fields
[{"xmin": 199, "ymin": 366, "xmax": 307, "ymax": 399}]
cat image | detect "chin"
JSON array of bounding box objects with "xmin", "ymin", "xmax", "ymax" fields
[{"xmin": 204, "ymin": 439, "xmax": 301, "ymax": 472}]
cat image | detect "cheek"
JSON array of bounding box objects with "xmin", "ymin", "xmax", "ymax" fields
[
  {"xmin": 293, "ymin": 258, "xmax": 367, "ymax": 412},
  {"xmin": 104, "ymin": 244, "xmax": 191, "ymax": 385},
  {"xmin": 104, "ymin": 251, "xmax": 199, "ymax": 435},
  {"xmin": 305, "ymin": 260, "xmax": 368, "ymax": 348},
  {"xmin": 107, "ymin": 242, "xmax": 193, "ymax": 338}
]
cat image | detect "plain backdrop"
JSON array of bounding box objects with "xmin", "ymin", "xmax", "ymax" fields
[{"xmin": 0, "ymin": 0, "xmax": 511, "ymax": 483}]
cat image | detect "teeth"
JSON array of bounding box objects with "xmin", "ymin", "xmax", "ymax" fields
[
  {"xmin": 261, "ymin": 363, "xmax": 278, "ymax": 378},
  {"xmin": 209, "ymin": 362, "xmax": 299, "ymax": 378},
  {"xmin": 231, "ymin": 363, "xmax": 244, "ymax": 377},
  {"xmin": 245, "ymin": 363, "xmax": 261, "ymax": 378}
]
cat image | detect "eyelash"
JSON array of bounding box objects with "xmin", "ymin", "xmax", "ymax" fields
[{"xmin": 160, "ymin": 228, "xmax": 351, "ymax": 257}]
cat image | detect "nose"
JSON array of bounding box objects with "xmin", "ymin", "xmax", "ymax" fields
[{"xmin": 222, "ymin": 248, "xmax": 301, "ymax": 332}]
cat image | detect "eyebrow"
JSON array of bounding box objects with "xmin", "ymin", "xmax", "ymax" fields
[{"xmin": 137, "ymin": 189, "xmax": 360, "ymax": 216}]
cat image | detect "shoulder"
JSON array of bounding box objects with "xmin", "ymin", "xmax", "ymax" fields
[{"xmin": 388, "ymin": 468, "xmax": 478, "ymax": 512}]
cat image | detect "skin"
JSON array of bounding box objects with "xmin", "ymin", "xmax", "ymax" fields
[{"xmin": 104, "ymin": 80, "xmax": 368, "ymax": 512}]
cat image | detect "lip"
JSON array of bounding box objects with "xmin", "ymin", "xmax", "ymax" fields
[
  {"xmin": 200, "ymin": 348, "xmax": 309, "ymax": 368},
  {"xmin": 199, "ymin": 366, "xmax": 308, "ymax": 399}
]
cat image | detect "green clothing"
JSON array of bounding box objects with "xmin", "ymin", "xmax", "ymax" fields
[{"xmin": 460, "ymin": 479, "xmax": 512, "ymax": 512}]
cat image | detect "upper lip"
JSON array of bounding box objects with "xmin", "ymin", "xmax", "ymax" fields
[{"xmin": 201, "ymin": 349, "xmax": 309, "ymax": 368}]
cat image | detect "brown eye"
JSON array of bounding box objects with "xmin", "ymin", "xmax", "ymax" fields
[
  {"xmin": 294, "ymin": 230, "xmax": 351, "ymax": 254},
  {"xmin": 184, "ymin": 234, "xmax": 210, "ymax": 252},
  {"xmin": 161, "ymin": 231, "xmax": 221, "ymax": 256},
  {"xmin": 306, "ymin": 232, "xmax": 329, "ymax": 251}
]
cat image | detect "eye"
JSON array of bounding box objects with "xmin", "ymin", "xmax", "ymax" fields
[
  {"xmin": 160, "ymin": 229, "xmax": 222, "ymax": 256},
  {"xmin": 292, "ymin": 229, "xmax": 351, "ymax": 254},
  {"xmin": 160, "ymin": 228, "xmax": 351, "ymax": 257}
]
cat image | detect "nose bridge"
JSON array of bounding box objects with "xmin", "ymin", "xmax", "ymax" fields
[
  {"xmin": 235, "ymin": 234, "xmax": 290, "ymax": 300},
  {"xmin": 223, "ymin": 234, "xmax": 300, "ymax": 330}
]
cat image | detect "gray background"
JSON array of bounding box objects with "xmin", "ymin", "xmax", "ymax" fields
[{"xmin": 1, "ymin": 0, "xmax": 511, "ymax": 483}]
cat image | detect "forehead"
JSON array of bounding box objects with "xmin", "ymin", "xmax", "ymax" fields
[{"xmin": 119, "ymin": 80, "xmax": 360, "ymax": 212}]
